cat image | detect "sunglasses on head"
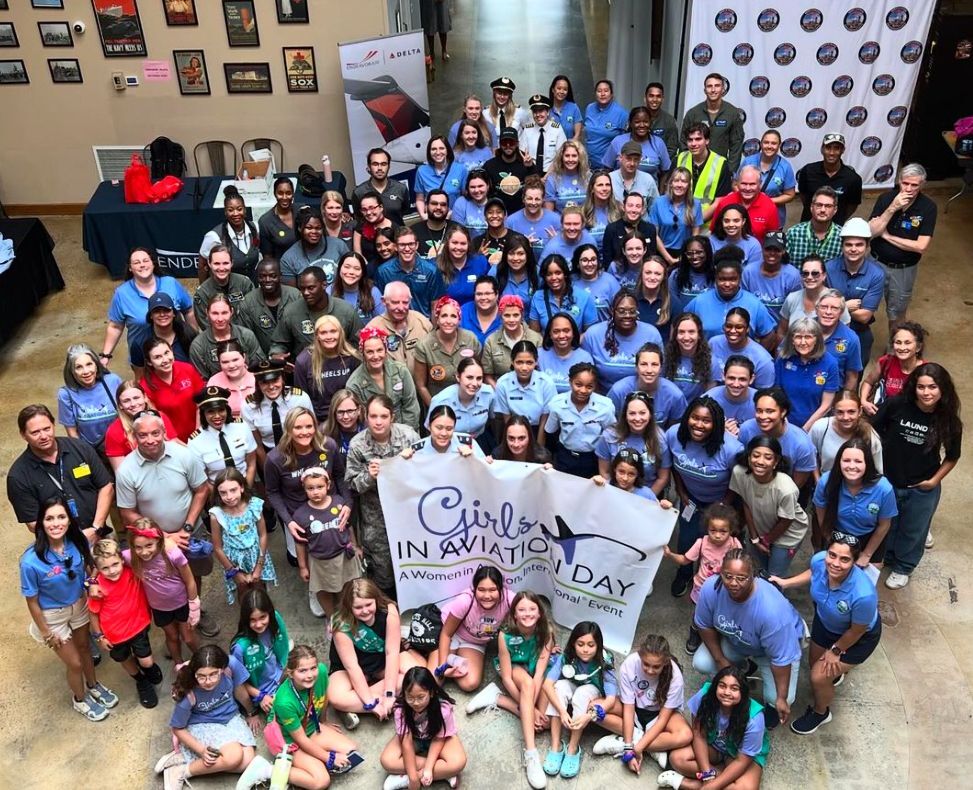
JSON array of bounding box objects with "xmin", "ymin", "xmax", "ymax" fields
[
  {"xmin": 830, "ymin": 531, "xmax": 860, "ymax": 547},
  {"xmin": 134, "ymin": 409, "xmax": 161, "ymax": 420}
]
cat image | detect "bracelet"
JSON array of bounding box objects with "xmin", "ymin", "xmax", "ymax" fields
[
  {"xmin": 620, "ymin": 751, "xmax": 637, "ymax": 763},
  {"xmin": 224, "ymin": 567, "xmax": 240, "ymax": 580},
  {"xmin": 434, "ymin": 663, "xmax": 449, "ymax": 678},
  {"xmin": 622, "ymin": 742, "xmax": 634, "ymax": 751},
  {"xmin": 253, "ymin": 691, "xmax": 266, "ymax": 704},
  {"xmin": 326, "ymin": 751, "xmax": 336, "ymax": 771},
  {"xmin": 362, "ymin": 698, "xmax": 380, "ymax": 711},
  {"xmin": 697, "ymin": 769, "xmax": 717, "ymax": 781},
  {"xmin": 90, "ymin": 631, "xmax": 104, "ymax": 639},
  {"xmin": 759, "ymin": 534, "xmax": 772, "ymax": 547},
  {"xmin": 593, "ymin": 704, "xmax": 606, "ymax": 722}
]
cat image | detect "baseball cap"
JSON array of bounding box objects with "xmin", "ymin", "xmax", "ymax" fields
[
  {"xmin": 822, "ymin": 132, "xmax": 846, "ymax": 147},
  {"xmin": 146, "ymin": 292, "xmax": 175, "ymax": 320},
  {"xmin": 499, "ymin": 127, "xmax": 519, "ymax": 143},
  {"xmin": 762, "ymin": 230, "xmax": 785, "ymax": 249},
  {"xmin": 621, "ymin": 140, "xmax": 643, "ymax": 157}
]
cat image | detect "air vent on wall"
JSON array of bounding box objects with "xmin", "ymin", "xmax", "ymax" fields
[{"xmin": 93, "ymin": 145, "xmax": 149, "ymax": 181}]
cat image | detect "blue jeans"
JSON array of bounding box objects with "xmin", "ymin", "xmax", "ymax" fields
[
  {"xmin": 752, "ymin": 543, "xmax": 798, "ymax": 577},
  {"xmin": 693, "ymin": 637, "xmax": 800, "ymax": 706},
  {"xmin": 886, "ymin": 484, "xmax": 942, "ymax": 575},
  {"xmin": 675, "ymin": 501, "xmax": 711, "ymax": 583}
]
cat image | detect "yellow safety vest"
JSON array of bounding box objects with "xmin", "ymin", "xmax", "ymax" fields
[{"xmin": 676, "ymin": 150, "xmax": 726, "ymax": 207}]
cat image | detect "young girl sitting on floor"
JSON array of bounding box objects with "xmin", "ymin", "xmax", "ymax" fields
[
  {"xmin": 381, "ymin": 666, "xmax": 467, "ymax": 790},
  {"xmin": 230, "ymin": 588, "xmax": 290, "ymax": 716},
  {"xmin": 466, "ymin": 590, "xmax": 555, "ymax": 789}
]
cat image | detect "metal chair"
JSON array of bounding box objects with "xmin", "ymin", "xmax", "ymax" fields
[
  {"xmin": 193, "ymin": 140, "xmax": 237, "ymax": 177},
  {"xmin": 241, "ymin": 138, "xmax": 284, "ymax": 171}
]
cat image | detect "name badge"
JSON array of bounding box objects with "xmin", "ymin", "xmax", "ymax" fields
[
  {"xmin": 467, "ymin": 274, "xmax": 477, "ymax": 282},
  {"xmin": 715, "ymin": 119, "xmax": 728, "ymax": 127},
  {"xmin": 72, "ymin": 464, "xmax": 91, "ymax": 479}
]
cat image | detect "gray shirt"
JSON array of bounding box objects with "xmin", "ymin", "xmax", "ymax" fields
[
  {"xmin": 279, "ymin": 237, "xmax": 348, "ymax": 284},
  {"xmin": 352, "ymin": 178, "xmax": 411, "ymax": 225},
  {"xmin": 807, "ymin": 418, "xmax": 884, "ymax": 474},
  {"xmin": 115, "ymin": 441, "xmax": 208, "ymax": 533}
]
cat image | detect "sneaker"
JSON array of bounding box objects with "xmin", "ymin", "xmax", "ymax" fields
[
  {"xmin": 685, "ymin": 627, "xmax": 702, "ymax": 655},
  {"xmin": 448, "ymin": 778, "xmax": 459, "ymax": 789},
  {"xmin": 657, "ymin": 770, "xmax": 684, "ymax": 788},
  {"xmin": 592, "ymin": 734, "xmax": 625, "ymax": 756},
  {"xmin": 136, "ymin": 674, "xmax": 159, "ymax": 708},
  {"xmin": 341, "ymin": 711, "xmax": 360, "ymax": 730},
  {"xmin": 542, "ymin": 749, "xmax": 564, "ymax": 776},
  {"xmin": 790, "ymin": 705, "xmax": 832, "ymax": 735},
  {"xmin": 142, "ymin": 663, "xmax": 164, "ymax": 685},
  {"xmin": 72, "ymin": 693, "xmax": 109, "ymax": 722},
  {"xmin": 670, "ymin": 575, "xmax": 691, "ymax": 598},
  {"xmin": 163, "ymin": 763, "xmax": 188, "ymax": 790},
  {"xmin": 885, "ymin": 571, "xmax": 911, "ymax": 590},
  {"xmin": 154, "ymin": 750, "xmax": 183, "ymax": 775},
  {"xmin": 832, "ymin": 673, "xmax": 845, "ymax": 688},
  {"xmin": 650, "ymin": 750, "xmax": 668, "ymax": 769},
  {"xmin": 559, "ymin": 749, "xmax": 581, "ymax": 779},
  {"xmin": 383, "ymin": 776, "xmax": 410, "ymax": 790},
  {"xmin": 196, "ymin": 610, "xmax": 221, "ymax": 638},
  {"xmin": 236, "ymin": 754, "xmax": 273, "ymax": 790},
  {"xmin": 87, "ymin": 681, "xmax": 119, "ymax": 709},
  {"xmin": 465, "ymin": 681, "xmax": 502, "ymax": 714},
  {"xmin": 309, "ymin": 590, "xmax": 326, "ymax": 618},
  {"xmin": 523, "ymin": 749, "xmax": 547, "ymax": 789},
  {"xmin": 762, "ymin": 705, "xmax": 780, "ymax": 730},
  {"xmin": 925, "ymin": 531, "xmax": 935, "ymax": 549}
]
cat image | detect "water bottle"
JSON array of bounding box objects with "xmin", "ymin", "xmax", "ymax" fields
[{"xmin": 269, "ymin": 749, "xmax": 292, "ymax": 790}]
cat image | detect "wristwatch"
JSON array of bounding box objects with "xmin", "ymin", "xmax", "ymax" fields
[
  {"xmin": 99, "ymin": 352, "xmax": 112, "ymax": 360},
  {"xmin": 829, "ymin": 644, "xmax": 843, "ymax": 657},
  {"xmin": 182, "ymin": 522, "xmax": 193, "ymax": 534}
]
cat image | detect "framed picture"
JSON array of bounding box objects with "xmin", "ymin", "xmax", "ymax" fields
[
  {"xmin": 91, "ymin": 1, "xmax": 147, "ymax": 57},
  {"xmin": 49, "ymin": 57, "xmax": 82, "ymax": 83},
  {"xmin": 283, "ymin": 46, "xmax": 316, "ymax": 93},
  {"xmin": 222, "ymin": 0, "xmax": 258, "ymax": 47},
  {"xmin": 31, "ymin": 1, "xmax": 64, "ymax": 8},
  {"xmin": 0, "ymin": 59, "xmax": 28, "ymax": 84},
  {"xmin": 0, "ymin": 23, "xmax": 17, "ymax": 47},
  {"xmin": 0, "ymin": 1, "xmax": 9, "ymax": 11},
  {"xmin": 173, "ymin": 48, "xmax": 209, "ymax": 95},
  {"xmin": 163, "ymin": 0, "xmax": 197, "ymax": 26},
  {"xmin": 224, "ymin": 61, "xmax": 271, "ymax": 94},
  {"xmin": 276, "ymin": 0, "xmax": 308, "ymax": 24},
  {"xmin": 38, "ymin": 21, "xmax": 72, "ymax": 47}
]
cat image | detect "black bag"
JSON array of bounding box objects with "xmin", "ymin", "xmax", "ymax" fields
[
  {"xmin": 298, "ymin": 163, "xmax": 325, "ymax": 198},
  {"xmin": 406, "ymin": 603, "xmax": 443, "ymax": 656},
  {"xmin": 148, "ymin": 136, "xmax": 187, "ymax": 180}
]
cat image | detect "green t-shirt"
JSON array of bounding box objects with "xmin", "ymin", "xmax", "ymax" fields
[{"xmin": 271, "ymin": 663, "xmax": 329, "ymax": 743}]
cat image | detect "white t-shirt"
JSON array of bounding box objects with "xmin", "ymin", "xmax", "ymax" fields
[
  {"xmin": 807, "ymin": 418, "xmax": 884, "ymax": 474},
  {"xmin": 618, "ymin": 653, "xmax": 685, "ymax": 711},
  {"xmin": 729, "ymin": 466, "xmax": 809, "ymax": 548}
]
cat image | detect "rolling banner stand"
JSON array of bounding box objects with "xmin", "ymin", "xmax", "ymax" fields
[
  {"xmin": 338, "ymin": 31, "xmax": 431, "ymax": 187},
  {"xmin": 378, "ymin": 455, "xmax": 677, "ymax": 652},
  {"xmin": 681, "ymin": 2, "xmax": 935, "ymax": 188}
]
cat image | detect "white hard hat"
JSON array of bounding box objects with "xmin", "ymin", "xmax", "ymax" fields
[{"xmin": 839, "ymin": 217, "xmax": 871, "ymax": 239}]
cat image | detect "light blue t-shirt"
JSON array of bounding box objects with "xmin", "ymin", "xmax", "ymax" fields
[
  {"xmin": 539, "ymin": 230, "xmax": 597, "ymax": 265},
  {"xmin": 704, "ymin": 386, "xmax": 757, "ymax": 426},
  {"xmin": 709, "ymin": 235, "xmax": 763, "ymax": 267},
  {"xmin": 580, "ymin": 321, "xmax": 664, "ymax": 390},
  {"xmin": 545, "ymin": 653, "xmax": 618, "ymax": 695},
  {"xmin": 594, "ymin": 426, "xmax": 671, "ymax": 486},
  {"xmin": 550, "ymin": 101, "xmax": 583, "ymax": 139},
  {"xmin": 650, "ymin": 196, "xmax": 704, "ymax": 252},
  {"xmin": 708, "ymin": 336, "xmax": 775, "ymax": 389},
  {"xmin": 666, "ymin": 426, "xmax": 742, "ymax": 504},
  {"xmin": 427, "ymin": 383, "xmax": 495, "ymax": 438},
  {"xmin": 583, "ymin": 100, "xmax": 629, "ymax": 165},
  {"xmin": 20, "ymin": 542, "xmax": 86, "ymax": 610},
  {"xmin": 741, "ymin": 262, "xmax": 802, "ymax": 323},
  {"xmin": 528, "ymin": 285, "xmax": 598, "ymax": 332},
  {"xmin": 575, "ymin": 273, "xmax": 621, "ymax": 322},
  {"xmin": 169, "ymin": 655, "xmax": 250, "ymax": 728},
  {"xmin": 544, "ymin": 173, "xmax": 587, "ymax": 212},
  {"xmin": 684, "ymin": 288, "xmax": 777, "ymax": 340},
  {"xmin": 454, "ymin": 147, "xmax": 493, "ymax": 172},
  {"xmin": 451, "ymin": 197, "xmax": 488, "ymax": 237},
  {"xmin": 537, "ymin": 347, "xmax": 594, "ymax": 394},
  {"xmin": 669, "ymin": 354, "xmax": 711, "ymax": 402},
  {"xmin": 326, "ymin": 284, "xmax": 385, "ymax": 325},
  {"xmin": 812, "ymin": 472, "xmax": 898, "ymax": 537},
  {"xmin": 809, "ymin": 551, "xmax": 879, "ymax": 633},
  {"xmin": 602, "ymin": 133, "xmax": 671, "ymax": 177},
  {"xmin": 737, "ymin": 419, "xmax": 817, "ymax": 473},
  {"xmin": 57, "ymin": 373, "xmax": 123, "ymax": 447},
  {"xmin": 414, "ymin": 161, "xmax": 467, "ymax": 206},
  {"xmin": 505, "ymin": 209, "xmax": 562, "ymax": 260},
  {"xmin": 667, "ymin": 269, "xmax": 712, "ymax": 317},
  {"xmin": 607, "ymin": 377, "xmax": 688, "ymax": 426}
]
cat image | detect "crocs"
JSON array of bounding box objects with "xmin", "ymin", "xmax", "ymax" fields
[
  {"xmin": 560, "ymin": 750, "xmax": 582, "ymax": 779},
  {"xmin": 543, "ymin": 749, "xmax": 564, "ymax": 776}
]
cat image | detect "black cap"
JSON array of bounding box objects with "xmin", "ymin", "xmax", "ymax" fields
[
  {"xmin": 250, "ymin": 359, "xmax": 286, "ymax": 382},
  {"xmin": 194, "ymin": 385, "xmax": 231, "ymax": 409},
  {"xmin": 528, "ymin": 94, "xmax": 552, "ymax": 110},
  {"xmin": 499, "ymin": 127, "xmax": 519, "ymax": 143},
  {"xmin": 485, "ymin": 197, "xmax": 507, "ymax": 213},
  {"xmin": 763, "ymin": 230, "xmax": 786, "ymax": 250},
  {"xmin": 490, "ymin": 76, "xmax": 516, "ymax": 92}
]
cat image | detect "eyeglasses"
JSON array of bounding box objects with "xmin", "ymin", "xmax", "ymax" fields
[
  {"xmin": 830, "ymin": 531, "xmax": 860, "ymax": 547},
  {"xmin": 578, "ymin": 255, "xmax": 599, "ymax": 264},
  {"xmin": 810, "ymin": 202, "xmax": 836, "ymax": 209},
  {"xmin": 336, "ymin": 408, "xmax": 360, "ymax": 417},
  {"xmin": 801, "ymin": 270, "xmax": 823, "ymax": 279},
  {"xmin": 195, "ymin": 670, "xmax": 223, "ymax": 682},
  {"xmin": 614, "ymin": 308, "xmax": 638, "ymax": 317},
  {"xmin": 721, "ymin": 572, "xmax": 752, "ymax": 584},
  {"xmin": 397, "ymin": 241, "xmax": 418, "ymax": 248}
]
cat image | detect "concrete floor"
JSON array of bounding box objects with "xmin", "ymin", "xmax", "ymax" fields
[{"xmin": 2, "ymin": 2, "xmax": 973, "ymax": 788}]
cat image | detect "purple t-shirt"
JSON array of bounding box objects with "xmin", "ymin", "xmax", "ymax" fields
[
  {"xmin": 688, "ymin": 684, "xmax": 766, "ymax": 759},
  {"xmin": 441, "ymin": 587, "xmax": 513, "ymax": 645},
  {"xmin": 618, "ymin": 653, "xmax": 684, "ymax": 710},
  {"xmin": 169, "ymin": 655, "xmax": 249, "ymax": 728},
  {"xmin": 122, "ymin": 546, "xmax": 189, "ymax": 612},
  {"xmin": 665, "ymin": 426, "xmax": 743, "ymax": 504},
  {"xmin": 693, "ymin": 576, "xmax": 804, "ymax": 665}
]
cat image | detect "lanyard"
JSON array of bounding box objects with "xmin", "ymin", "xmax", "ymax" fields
[
  {"xmin": 290, "ymin": 678, "xmax": 320, "ymax": 733},
  {"xmin": 45, "ymin": 454, "xmax": 66, "ymax": 492}
]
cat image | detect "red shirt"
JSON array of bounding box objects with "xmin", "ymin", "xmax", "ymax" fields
[
  {"xmin": 140, "ymin": 361, "xmax": 203, "ymax": 442},
  {"xmin": 878, "ymin": 354, "xmax": 924, "ymax": 400},
  {"xmin": 103, "ymin": 413, "xmax": 179, "ymax": 457},
  {"xmin": 710, "ymin": 191, "xmax": 780, "ymax": 243},
  {"xmin": 88, "ymin": 565, "xmax": 151, "ymax": 643}
]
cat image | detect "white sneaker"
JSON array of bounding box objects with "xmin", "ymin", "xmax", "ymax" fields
[
  {"xmin": 154, "ymin": 750, "xmax": 183, "ymax": 774},
  {"xmin": 72, "ymin": 693, "xmax": 108, "ymax": 722},
  {"xmin": 465, "ymin": 681, "xmax": 502, "ymax": 714},
  {"xmin": 236, "ymin": 754, "xmax": 273, "ymax": 790},
  {"xmin": 885, "ymin": 571, "xmax": 911, "ymax": 590},
  {"xmin": 383, "ymin": 775, "xmax": 410, "ymax": 790},
  {"xmin": 650, "ymin": 750, "xmax": 669, "ymax": 769},
  {"xmin": 341, "ymin": 710, "xmax": 360, "ymax": 729},
  {"xmin": 163, "ymin": 764, "xmax": 188, "ymax": 790},
  {"xmin": 524, "ymin": 749, "xmax": 547, "ymax": 789},
  {"xmin": 593, "ymin": 734, "xmax": 625, "ymax": 755},
  {"xmin": 308, "ymin": 590, "xmax": 326, "ymax": 618},
  {"xmin": 925, "ymin": 531, "xmax": 935, "ymax": 549},
  {"xmin": 657, "ymin": 770, "xmax": 684, "ymax": 788}
]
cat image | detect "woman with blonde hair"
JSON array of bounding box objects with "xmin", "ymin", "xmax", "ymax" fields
[
  {"xmin": 103, "ymin": 380, "xmax": 179, "ymax": 470},
  {"xmin": 544, "ymin": 140, "xmax": 591, "ymax": 212},
  {"xmin": 648, "ymin": 166, "xmax": 704, "ymax": 265},
  {"xmin": 447, "ymin": 94, "xmax": 497, "ymax": 150},
  {"xmin": 293, "ymin": 314, "xmax": 361, "ymax": 421},
  {"xmin": 321, "ymin": 189, "xmax": 355, "ymax": 245}
]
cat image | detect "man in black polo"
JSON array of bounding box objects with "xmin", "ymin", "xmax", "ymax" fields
[
  {"xmin": 351, "ymin": 147, "xmax": 410, "ymax": 225},
  {"xmin": 602, "ymin": 192, "xmax": 658, "ymax": 266},
  {"xmin": 797, "ymin": 132, "xmax": 862, "ymax": 224},
  {"xmin": 7, "ymin": 404, "xmax": 113, "ymax": 536}
]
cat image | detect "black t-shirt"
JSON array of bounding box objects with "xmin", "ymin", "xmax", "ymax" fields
[
  {"xmin": 602, "ymin": 219, "xmax": 658, "ymax": 265},
  {"xmin": 872, "ymin": 396, "xmax": 962, "ymax": 487},
  {"xmin": 413, "ymin": 221, "xmax": 449, "ymax": 261},
  {"xmin": 797, "ymin": 161, "xmax": 863, "ymax": 224},
  {"xmin": 868, "ymin": 190, "xmax": 937, "ymax": 267},
  {"xmin": 484, "ymin": 155, "xmax": 539, "ymax": 215},
  {"xmin": 6, "ymin": 438, "xmax": 112, "ymax": 526},
  {"xmin": 472, "ymin": 229, "xmax": 528, "ymax": 261}
]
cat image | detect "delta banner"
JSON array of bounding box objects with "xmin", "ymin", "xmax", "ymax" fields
[
  {"xmin": 378, "ymin": 455, "xmax": 677, "ymax": 652},
  {"xmin": 338, "ymin": 31, "xmax": 431, "ymax": 186},
  {"xmin": 682, "ymin": 2, "xmax": 934, "ymax": 188}
]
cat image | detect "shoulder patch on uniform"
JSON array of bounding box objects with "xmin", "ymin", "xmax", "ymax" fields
[
  {"xmin": 189, "ymin": 429, "xmax": 201, "ymax": 440},
  {"xmin": 232, "ymin": 417, "xmax": 244, "ymax": 423},
  {"xmin": 550, "ymin": 121, "xmax": 561, "ymax": 129},
  {"xmin": 410, "ymin": 439, "xmax": 426, "ymax": 451},
  {"xmin": 244, "ymin": 394, "xmax": 256, "ymax": 404},
  {"xmin": 289, "ymin": 387, "xmax": 304, "ymax": 396}
]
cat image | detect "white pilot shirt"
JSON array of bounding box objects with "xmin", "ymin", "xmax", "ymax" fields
[
  {"xmin": 545, "ymin": 392, "xmax": 616, "ymax": 452},
  {"xmin": 188, "ymin": 421, "xmax": 257, "ymax": 481},
  {"xmin": 241, "ymin": 388, "xmax": 315, "ymax": 450},
  {"xmin": 483, "ymin": 105, "xmax": 532, "ymax": 137},
  {"xmin": 519, "ymin": 120, "xmax": 567, "ymax": 173}
]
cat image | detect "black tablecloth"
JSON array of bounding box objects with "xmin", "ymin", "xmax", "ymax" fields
[
  {"xmin": 0, "ymin": 218, "xmax": 66, "ymax": 344},
  {"xmin": 82, "ymin": 175, "xmax": 320, "ymax": 279}
]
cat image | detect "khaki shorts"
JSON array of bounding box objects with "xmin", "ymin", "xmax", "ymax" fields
[
  {"xmin": 28, "ymin": 598, "xmax": 90, "ymax": 644},
  {"xmin": 309, "ymin": 553, "xmax": 362, "ymax": 594}
]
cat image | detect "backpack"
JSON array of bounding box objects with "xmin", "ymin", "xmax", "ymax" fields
[
  {"xmin": 148, "ymin": 136, "xmax": 187, "ymax": 180},
  {"xmin": 406, "ymin": 603, "xmax": 443, "ymax": 656},
  {"xmin": 298, "ymin": 164, "xmax": 325, "ymax": 198}
]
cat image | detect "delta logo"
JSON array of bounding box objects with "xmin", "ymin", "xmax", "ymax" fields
[
  {"xmin": 388, "ymin": 48, "xmax": 422, "ymax": 59},
  {"xmin": 345, "ymin": 49, "xmax": 381, "ymax": 69}
]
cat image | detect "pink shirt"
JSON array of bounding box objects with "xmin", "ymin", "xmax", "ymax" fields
[
  {"xmin": 394, "ymin": 701, "xmax": 457, "ymax": 740},
  {"xmin": 206, "ymin": 372, "xmax": 256, "ymax": 417},
  {"xmin": 685, "ymin": 535, "xmax": 743, "ymax": 603},
  {"xmin": 441, "ymin": 587, "xmax": 513, "ymax": 645},
  {"xmin": 122, "ymin": 545, "xmax": 190, "ymax": 612}
]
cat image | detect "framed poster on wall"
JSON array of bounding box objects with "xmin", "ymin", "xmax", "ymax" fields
[
  {"xmin": 163, "ymin": 0, "xmax": 197, "ymax": 26},
  {"xmin": 0, "ymin": 59, "xmax": 28, "ymax": 84},
  {"xmin": 38, "ymin": 21, "xmax": 72, "ymax": 47},
  {"xmin": 283, "ymin": 46, "xmax": 316, "ymax": 92},
  {"xmin": 0, "ymin": 23, "xmax": 17, "ymax": 47},
  {"xmin": 222, "ymin": 0, "xmax": 258, "ymax": 47},
  {"xmin": 276, "ymin": 0, "xmax": 308, "ymax": 24},
  {"xmin": 49, "ymin": 58, "xmax": 82, "ymax": 83},
  {"xmin": 224, "ymin": 61, "xmax": 271, "ymax": 93},
  {"xmin": 91, "ymin": 0, "xmax": 147, "ymax": 57},
  {"xmin": 174, "ymin": 48, "xmax": 209, "ymax": 95}
]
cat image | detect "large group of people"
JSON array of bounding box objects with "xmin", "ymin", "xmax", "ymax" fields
[{"xmin": 10, "ymin": 68, "xmax": 963, "ymax": 790}]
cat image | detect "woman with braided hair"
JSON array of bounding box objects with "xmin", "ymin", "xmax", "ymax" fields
[{"xmin": 580, "ymin": 289, "xmax": 662, "ymax": 391}]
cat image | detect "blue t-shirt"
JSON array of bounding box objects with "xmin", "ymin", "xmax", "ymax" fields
[
  {"xmin": 583, "ymin": 100, "xmax": 629, "ymax": 165},
  {"xmin": 493, "ymin": 370, "xmax": 558, "ymax": 426},
  {"xmin": 505, "ymin": 209, "xmax": 562, "ymax": 260},
  {"xmin": 414, "ymin": 161, "xmax": 467, "ymax": 206},
  {"xmin": 688, "ymin": 684, "xmax": 769, "ymax": 764},
  {"xmin": 544, "ymin": 173, "xmax": 587, "ymax": 212},
  {"xmin": 694, "ymin": 576, "xmax": 804, "ymax": 665},
  {"xmin": 812, "ymin": 472, "xmax": 898, "ymax": 537},
  {"xmin": 454, "ymin": 147, "xmax": 493, "ymax": 172},
  {"xmin": 741, "ymin": 263, "xmax": 801, "ymax": 323},
  {"xmin": 737, "ymin": 419, "xmax": 817, "ymax": 473},
  {"xmin": 550, "ymin": 101, "xmax": 583, "ymax": 139},
  {"xmin": 669, "ymin": 354, "xmax": 710, "ymax": 402},
  {"xmin": 528, "ymin": 285, "xmax": 598, "ymax": 332},
  {"xmin": 809, "ymin": 551, "xmax": 879, "ymax": 633},
  {"xmin": 487, "ymin": 264, "xmax": 534, "ymax": 304},
  {"xmin": 824, "ymin": 257, "xmax": 886, "ymax": 314},
  {"xmin": 708, "ymin": 336, "xmax": 775, "ymax": 389},
  {"xmin": 709, "ymin": 235, "xmax": 763, "ymax": 267},
  {"xmin": 684, "ymin": 289, "xmax": 776, "ymax": 340},
  {"xmin": 823, "ymin": 322, "xmax": 863, "ymax": 382},
  {"xmin": 427, "ymin": 383, "xmax": 495, "ymax": 438},
  {"xmin": 594, "ymin": 426, "xmax": 671, "ymax": 486},
  {"xmin": 57, "ymin": 373, "xmax": 123, "ymax": 447},
  {"xmin": 774, "ymin": 353, "xmax": 840, "ymax": 427},
  {"xmin": 537, "ymin": 347, "xmax": 594, "ymax": 394},
  {"xmin": 601, "ymin": 133, "xmax": 671, "ymax": 177},
  {"xmin": 649, "ymin": 196, "xmax": 704, "ymax": 252},
  {"xmin": 667, "ymin": 269, "xmax": 712, "ymax": 317},
  {"xmin": 580, "ymin": 321, "xmax": 664, "ymax": 390},
  {"xmin": 704, "ymin": 386, "xmax": 757, "ymax": 426},
  {"xmin": 739, "ymin": 153, "xmax": 797, "ymax": 226},
  {"xmin": 576, "ymin": 273, "xmax": 621, "ymax": 322},
  {"xmin": 169, "ymin": 655, "xmax": 250, "ymax": 728},
  {"xmin": 666, "ymin": 426, "xmax": 743, "ymax": 504},
  {"xmin": 539, "ymin": 230, "xmax": 597, "ymax": 265},
  {"xmin": 545, "ymin": 392, "xmax": 617, "ymax": 452},
  {"xmin": 451, "ymin": 197, "xmax": 488, "ymax": 237},
  {"xmin": 459, "ymin": 301, "xmax": 502, "ymax": 345},
  {"xmin": 107, "ymin": 277, "xmax": 193, "ymax": 359},
  {"xmin": 327, "ymin": 285, "xmax": 386, "ymax": 325},
  {"xmin": 587, "ymin": 206, "xmax": 611, "ymax": 256},
  {"xmin": 607, "ymin": 377, "xmax": 687, "ymax": 427},
  {"xmin": 606, "ymin": 260, "xmax": 641, "ymax": 290},
  {"xmin": 439, "ymin": 255, "xmax": 491, "ymax": 306},
  {"xmin": 230, "ymin": 628, "xmax": 284, "ymax": 696},
  {"xmin": 20, "ymin": 542, "xmax": 85, "ymax": 609},
  {"xmin": 448, "ymin": 120, "xmax": 499, "ymax": 150},
  {"xmin": 375, "ymin": 257, "xmax": 440, "ymax": 319}
]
